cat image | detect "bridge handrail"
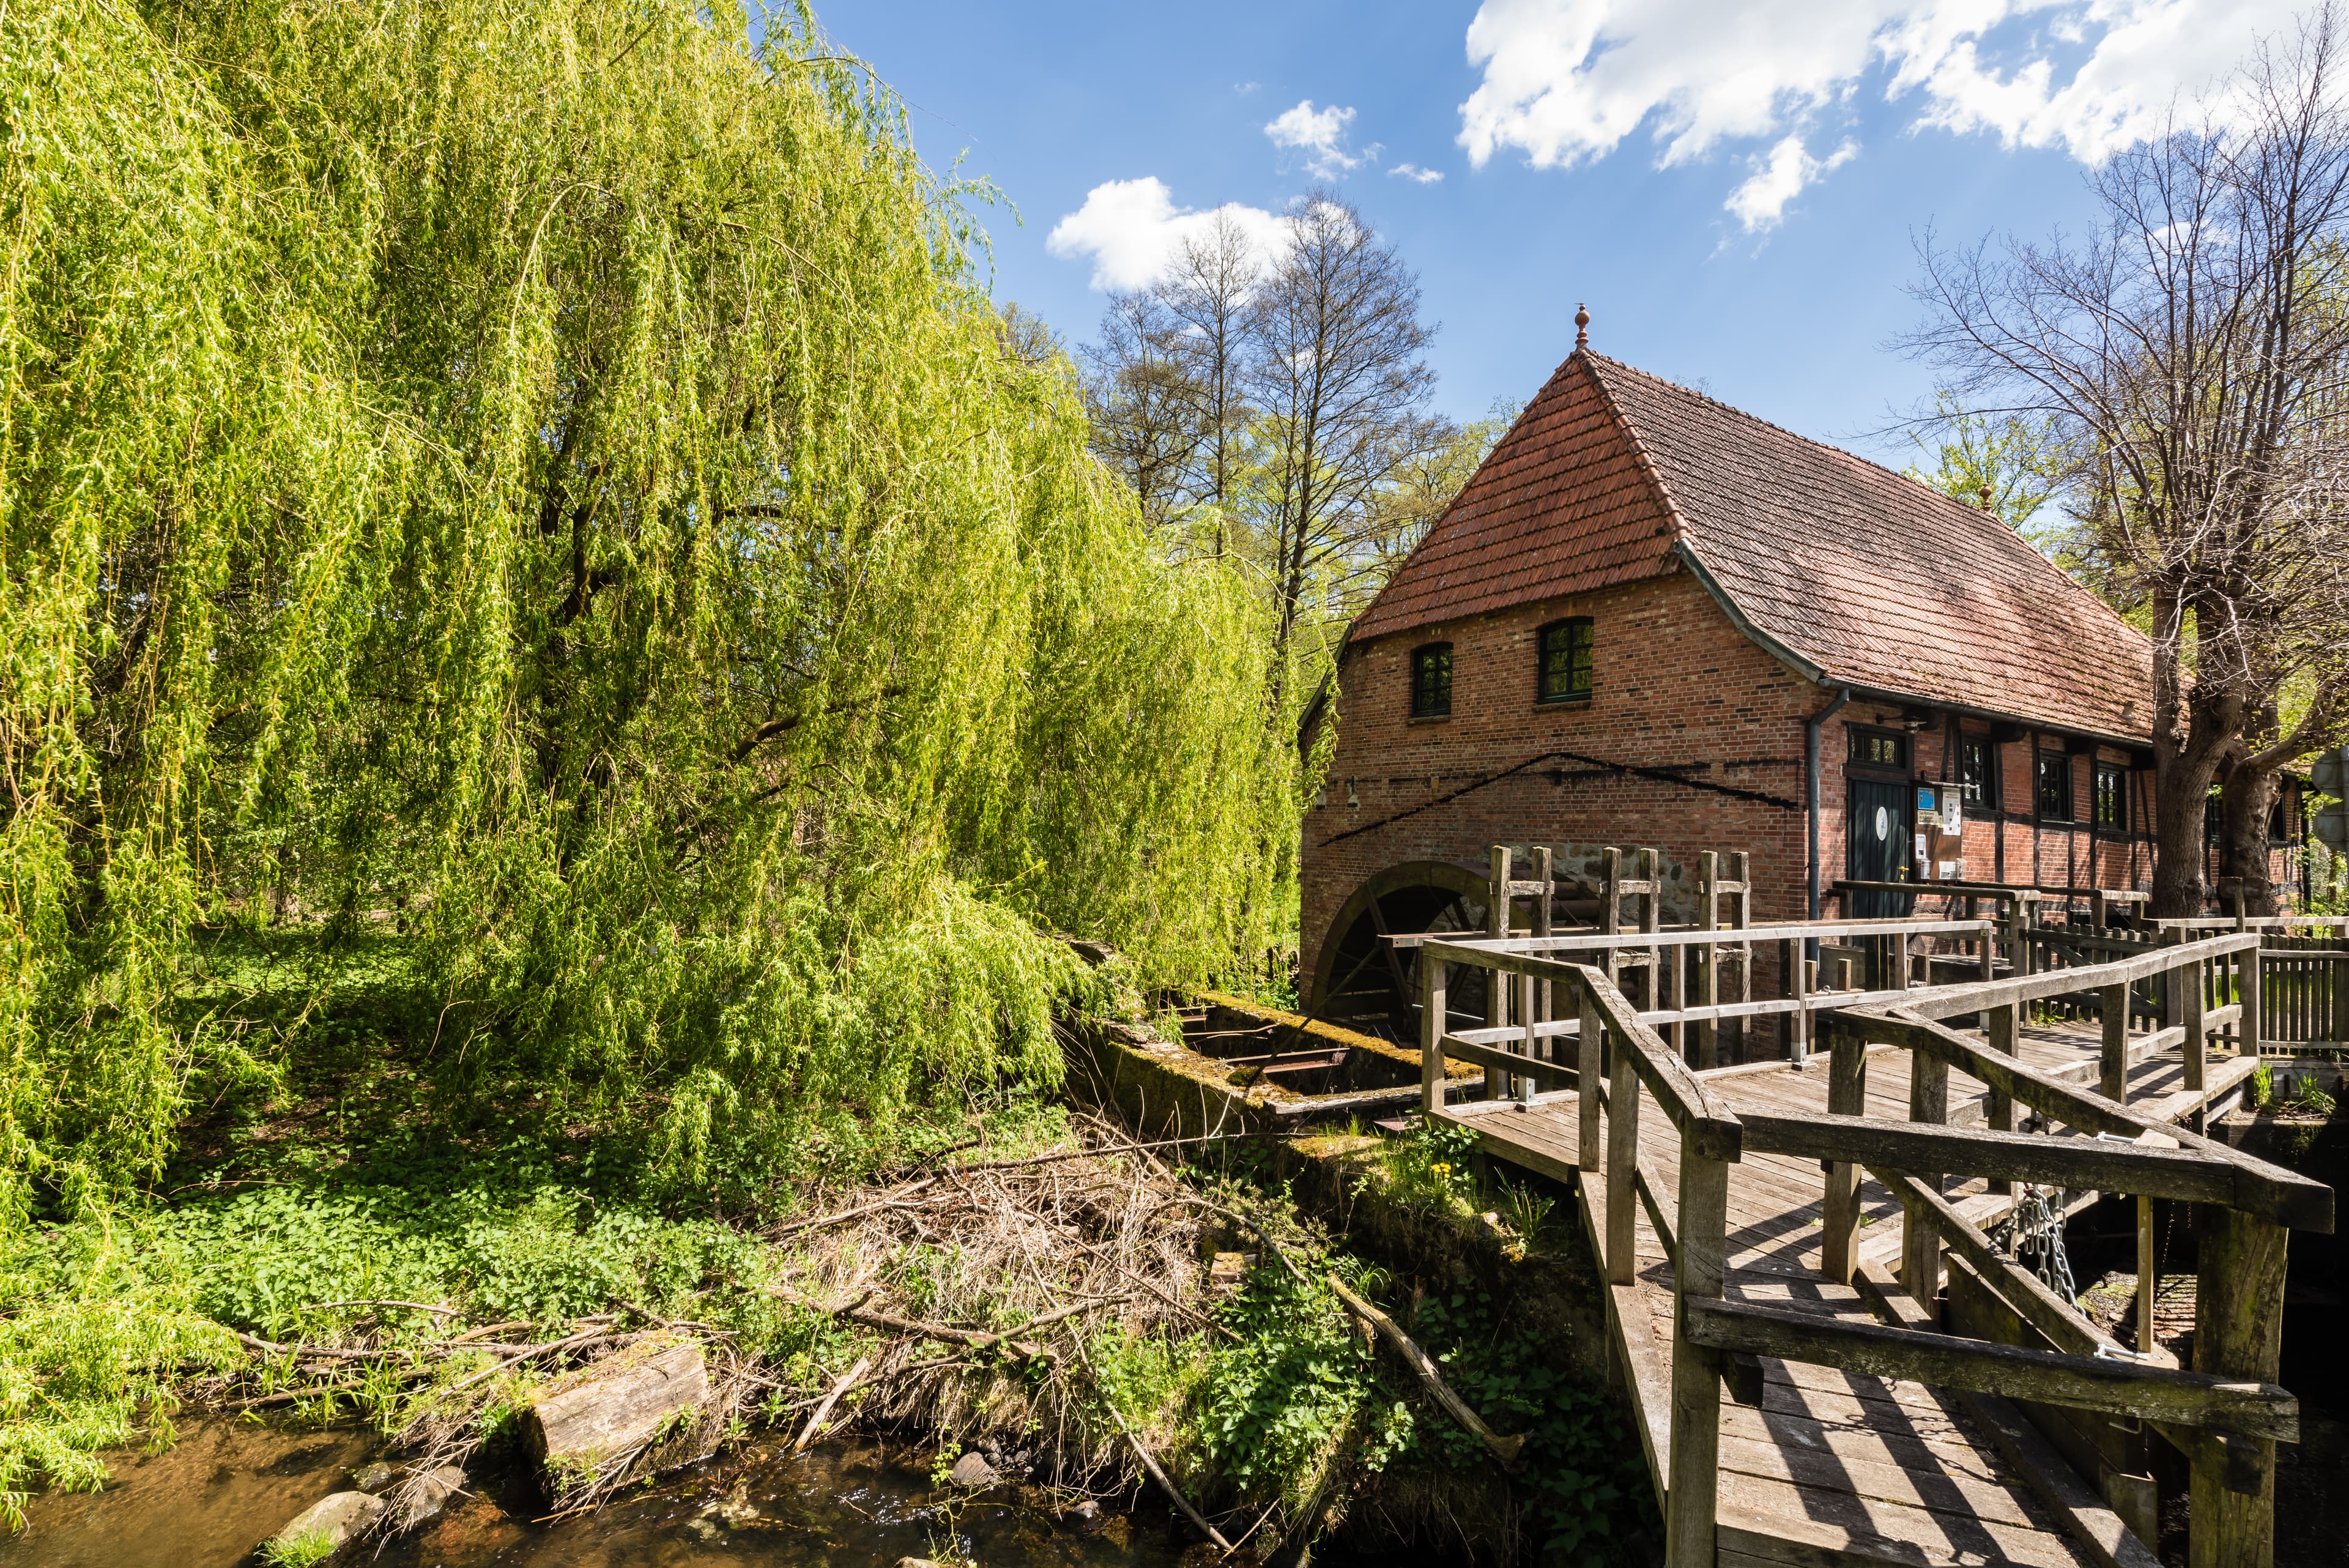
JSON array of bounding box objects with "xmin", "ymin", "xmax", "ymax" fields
[{"xmin": 1423, "ymin": 913, "xmax": 2327, "ymax": 1568}]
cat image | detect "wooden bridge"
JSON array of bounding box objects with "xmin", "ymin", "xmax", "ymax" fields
[{"xmin": 1411, "ymin": 910, "xmax": 2333, "ymax": 1568}]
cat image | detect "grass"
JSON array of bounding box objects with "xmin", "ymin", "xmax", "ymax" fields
[{"xmin": 258, "ymin": 1525, "xmax": 339, "ymax": 1567}]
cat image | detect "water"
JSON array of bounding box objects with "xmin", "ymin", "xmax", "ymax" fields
[{"xmin": 0, "ymin": 1419, "xmax": 1200, "ymax": 1568}]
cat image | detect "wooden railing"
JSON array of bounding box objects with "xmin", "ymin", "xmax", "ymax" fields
[
  {"xmin": 1416, "ymin": 929, "xmax": 2332, "ymax": 1568},
  {"xmin": 2254, "ymin": 935, "xmax": 2349, "ymax": 1046},
  {"xmin": 1400, "ymin": 916, "xmax": 2000, "ymax": 1082}
]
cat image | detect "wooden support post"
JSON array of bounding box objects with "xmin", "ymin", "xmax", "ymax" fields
[
  {"xmin": 1606, "ymin": 1033, "xmax": 1641, "ymax": 1287},
  {"xmin": 1578, "ymin": 983, "xmax": 1603, "ymax": 1173},
  {"xmin": 2334, "ymin": 945, "xmax": 2349, "ymax": 1048},
  {"xmin": 1822, "ymin": 1020, "xmax": 1865, "ymax": 1284},
  {"xmin": 2102, "ymin": 981, "xmax": 2130, "ymax": 1102},
  {"xmin": 1729, "ymin": 851, "xmax": 1752, "ymax": 1064},
  {"xmin": 2136, "ymin": 1194, "xmax": 2157, "ymax": 1356},
  {"xmin": 1904, "ymin": 1044, "xmax": 1950, "ymax": 1307},
  {"xmin": 1986, "ymin": 1000, "xmax": 2018, "ymax": 1195},
  {"xmin": 1419, "ymin": 951, "xmax": 1446, "ymax": 1115},
  {"xmin": 2189, "ymin": 1205, "xmax": 2287, "ymax": 1568},
  {"xmin": 1697, "ymin": 850, "xmax": 1720, "ymax": 1070},
  {"xmin": 1779, "ymin": 937, "xmax": 1797, "ymax": 1059},
  {"xmin": 2184, "ymin": 956, "xmax": 2208, "ymax": 1093},
  {"xmin": 1791, "ymin": 939, "xmax": 1812, "ymax": 1065},
  {"xmin": 2240, "ymin": 943, "xmax": 2263, "ymax": 1058},
  {"xmin": 1532, "ymin": 845, "xmax": 1554, "ymax": 1055},
  {"xmin": 1666, "ymin": 1145, "xmax": 1729, "ymax": 1568},
  {"xmin": 1485, "ymin": 845, "xmax": 1509, "ymax": 1102},
  {"xmin": 1603, "ymin": 847, "xmax": 1626, "ymax": 994}
]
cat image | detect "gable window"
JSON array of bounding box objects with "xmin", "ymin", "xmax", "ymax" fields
[
  {"xmin": 1959, "ymin": 735, "xmax": 1998, "ymax": 808},
  {"xmin": 1849, "ymin": 727, "xmax": 1907, "ymax": 770},
  {"xmin": 1409, "ymin": 643, "xmax": 1452, "ymax": 718},
  {"xmin": 1537, "ymin": 617, "xmax": 1595, "ymax": 703},
  {"xmin": 2036, "ymin": 751, "xmax": 2074, "ymax": 821},
  {"xmin": 2094, "ymin": 762, "xmax": 2127, "ymax": 832}
]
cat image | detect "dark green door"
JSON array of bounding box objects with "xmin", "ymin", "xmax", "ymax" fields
[{"xmin": 1847, "ymin": 777, "xmax": 1912, "ymax": 918}]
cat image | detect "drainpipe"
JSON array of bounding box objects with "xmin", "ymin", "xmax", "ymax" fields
[{"xmin": 1806, "ymin": 687, "xmax": 1854, "ymax": 929}]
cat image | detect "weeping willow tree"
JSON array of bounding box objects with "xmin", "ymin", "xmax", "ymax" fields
[{"xmin": 0, "ymin": 0, "xmax": 1296, "ymax": 1228}]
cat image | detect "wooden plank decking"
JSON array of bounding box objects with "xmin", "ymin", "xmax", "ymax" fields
[{"xmin": 1434, "ymin": 1026, "xmax": 2258, "ymax": 1568}]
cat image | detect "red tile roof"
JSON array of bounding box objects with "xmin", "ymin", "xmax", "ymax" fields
[{"xmin": 1348, "ymin": 351, "xmax": 2155, "ymax": 744}]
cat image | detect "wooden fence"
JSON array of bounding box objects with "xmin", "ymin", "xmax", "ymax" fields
[{"xmin": 1413, "ymin": 929, "xmax": 2330, "ymax": 1568}]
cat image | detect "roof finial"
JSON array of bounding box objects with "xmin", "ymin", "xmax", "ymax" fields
[
  {"xmin": 1574, "ymin": 303, "xmax": 1590, "ymax": 349},
  {"xmin": 1978, "ymin": 481, "xmax": 1994, "ymax": 513}
]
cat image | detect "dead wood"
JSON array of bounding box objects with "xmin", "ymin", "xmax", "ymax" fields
[
  {"xmin": 791, "ymin": 1354, "xmax": 874, "ymax": 1454},
  {"xmin": 1325, "ymin": 1273, "xmax": 1526, "ymax": 1466}
]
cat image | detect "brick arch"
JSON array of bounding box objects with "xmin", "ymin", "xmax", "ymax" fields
[{"xmin": 1307, "ymin": 859, "xmax": 1491, "ymax": 1016}]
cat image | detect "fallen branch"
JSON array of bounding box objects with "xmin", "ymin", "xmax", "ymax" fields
[
  {"xmin": 790, "ymin": 1354, "xmax": 874, "ymax": 1454},
  {"xmin": 302, "ymin": 1299, "xmax": 462, "ymax": 1317},
  {"xmin": 1166, "ymin": 1197, "xmax": 1307, "ymax": 1282},
  {"xmin": 1072, "ymin": 1337, "xmax": 1232, "ymax": 1552},
  {"xmin": 846, "ymin": 1297, "xmax": 1110, "ymax": 1361},
  {"xmin": 1325, "ymin": 1273, "xmax": 1526, "ymax": 1466},
  {"xmin": 443, "ymin": 1324, "xmax": 618, "ymax": 1394},
  {"xmin": 772, "ymin": 1180, "xmax": 939, "ymax": 1238}
]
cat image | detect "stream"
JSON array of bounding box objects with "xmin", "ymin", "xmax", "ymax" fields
[{"xmin": 0, "ymin": 1417, "xmax": 1199, "ymax": 1568}]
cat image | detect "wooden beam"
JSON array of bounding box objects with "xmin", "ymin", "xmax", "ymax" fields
[
  {"xmin": 1822, "ymin": 1020, "xmax": 1865, "ymax": 1284},
  {"xmin": 1666, "ymin": 1146, "xmax": 1728, "ymax": 1568},
  {"xmin": 2191, "ymin": 1205, "xmax": 2288, "ymax": 1568},
  {"xmin": 1844, "ymin": 1009, "xmax": 2332, "ymax": 1232},
  {"xmin": 1740, "ymin": 1111, "xmax": 2241, "ymax": 1205},
  {"xmin": 1680, "ymin": 1298, "xmax": 2297, "ymax": 1441}
]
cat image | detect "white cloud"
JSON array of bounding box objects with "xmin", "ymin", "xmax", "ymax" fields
[
  {"xmin": 1266, "ymin": 99, "xmax": 1365, "ymax": 176},
  {"xmin": 1457, "ymin": 0, "xmax": 2303, "ymax": 217},
  {"xmin": 1390, "ymin": 162, "xmax": 1447, "ymax": 183},
  {"xmin": 1045, "ymin": 179, "xmax": 1288, "ymax": 292},
  {"xmin": 1726, "ymin": 135, "xmax": 1858, "ymax": 229}
]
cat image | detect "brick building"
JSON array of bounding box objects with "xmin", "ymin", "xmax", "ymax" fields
[{"xmin": 1298, "ymin": 334, "xmax": 2301, "ymax": 1015}]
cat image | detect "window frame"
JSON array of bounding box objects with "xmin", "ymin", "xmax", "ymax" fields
[
  {"xmin": 1847, "ymin": 726, "xmax": 1909, "ymax": 772},
  {"xmin": 1958, "ymin": 734, "xmax": 1998, "ymax": 809},
  {"xmin": 2035, "ymin": 750, "xmax": 2076, "ymax": 822},
  {"xmin": 1535, "ymin": 617, "xmax": 1595, "ymax": 705},
  {"xmin": 1409, "ymin": 642, "xmax": 1453, "ymax": 719},
  {"xmin": 2093, "ymin": 761, "xmax": 2128, "ymax": 833}
]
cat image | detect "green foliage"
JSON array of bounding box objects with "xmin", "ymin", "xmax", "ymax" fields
[
  {"xmin": 1379, "ymin": 1118, "xmax": 1484, "ymax": 1214},
  {"xmin": 1904, "ymin": 395, "xmax": 2064, "ymax": 541},
  {"xmin": 1197, "ymin": 1268, "xmax": 1403, "ymax": 1492},
  {"xmin": 1407, "ymin": 1284, "xmax": 1650, "ymax": 1567},
  {"xmin": 2253, "ymin": 1059, "xmax": 2276, "ymax": 1109},
  {"xmin": 0, "ymin": 0, "xmax": 1299, "ymax": 1227},
  {"xmin": 2284, "ymin": 1074, "xmax": 2337, "ymax": 1116},
  {"xmin": 259, "ymin": 1528, "xmax": 340, "ymax": 1568}
]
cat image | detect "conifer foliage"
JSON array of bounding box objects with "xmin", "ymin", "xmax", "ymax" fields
[{"xmin": 0, "ymin": 0, "xmax": 1295, "ymax": 1225}]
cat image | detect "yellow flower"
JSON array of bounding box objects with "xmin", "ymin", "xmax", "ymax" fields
[{"xmin": 1428, "ymin": 1162, "xmax": 1452, "ymax": 1178}]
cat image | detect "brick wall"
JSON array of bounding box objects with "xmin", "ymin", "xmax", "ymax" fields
[
  {"xmin": 1301, "ymin": 568, "xmax": 1822, "ymax": 1000},
  {"xmin": 1297, "ymin": 574, "xmax": 2263, "ymax": 1008}
]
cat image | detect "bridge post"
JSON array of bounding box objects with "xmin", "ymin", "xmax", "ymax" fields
[
  {"xmin": 2240, "ymin": 941, "xmax": 2263, "ymax": 1058},
  {"xmin": 1698, "ymin": 850, "xmax": 1720, "ymax": 1070},
  {"xmin": 1418, "ymin": 951, "xmax": 1446, "ymax": 1115},
  {"xmin": 2183, "ymin": 951, "xmax": 2207, "ymax": 1093},
  {"xmin": 1985, "ymin": 1000, "xmax": 2017, "ymax": 1195},
  {"xmin": 1485, "ymin": 846, "xmax": 1510, "ymax": 1102},
  {"xmin": 2101, "ymin": 981, "xmax": 2130, "ymax": 1101},
  {"xmin": 1667, "ymin": 1140, "xmax": 1728, "ymax": 1568},
  {"xmin": 1902, "ymin": 1044, "xmax": 1949, "ymax": 1307},
  {"xmin": 1606, "ymin": 1031, "xmax": 1641, "ymax": 1287},
  {"xmin": 2189, "ymin": 1205, "xmax": 2285, "ymax": 1568},
  {"xmin": 1822, "ymin": 1018, "xmax": 1865, "ymax": 1285},
  {"xmin": 1578, "ymin": 981, "xmax": 1603, "ymax": 1172}
]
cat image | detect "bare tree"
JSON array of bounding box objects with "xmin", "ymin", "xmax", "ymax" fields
[
  {"xmin": 1247, "ymin": 191, "xmax": 1445, "ymax": 686},
  {"xmin": 1903, "ymin": 10, "xmax": 2349, "ymax": 915},
  {"xmin": 1159, "ymin": 212, "xmax": 1262, "ymax": 548},
  {"xmin": 1078, "ymin": 289, "xmax": 1203, "ymax": 527}
]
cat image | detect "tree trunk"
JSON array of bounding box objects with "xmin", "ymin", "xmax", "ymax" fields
[
  {"xmin": 2219, "ymin": 756, "xmax": 2283, "ymax": 915},
  {"xmin": 2151, "ymin": 601, "xmax": 2227, "ymax": 918}
]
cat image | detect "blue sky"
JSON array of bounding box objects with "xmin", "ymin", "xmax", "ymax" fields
[{"xmin": 817, "ymin": 0, "xmax": 2300, "ymax": 464}]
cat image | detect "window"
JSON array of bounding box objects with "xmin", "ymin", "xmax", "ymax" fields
[
  {"xmin": 2094, "ymin": 762, "xmax": 2127, "ymax": 832},
  {"xmin": 1849, "ymin": 727, "xmax": 1908, "ymax": 770},
  {"xmin": 2036, "ymin": 751, "xmax": 2074, "ymax": 821},
  {"xmin": 1959, "ymin": 735, "xmax": 1998, "ymax": 807},
  {"xmin": 1409, "ymin": 643, "xmax": 1452, "ymax": 718},
  {"xmin": 1537, "ymin": 617, "xmax": 1595, "ymax": 703},
  {"xmin": 2206, "ymin": 790, "xmax": 2224, "ymax": 844}
]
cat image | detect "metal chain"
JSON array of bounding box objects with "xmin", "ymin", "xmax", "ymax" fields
[{"xmin": 1996, "ymin": 1186, "xmax": 2077, "ymax": 1305}]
